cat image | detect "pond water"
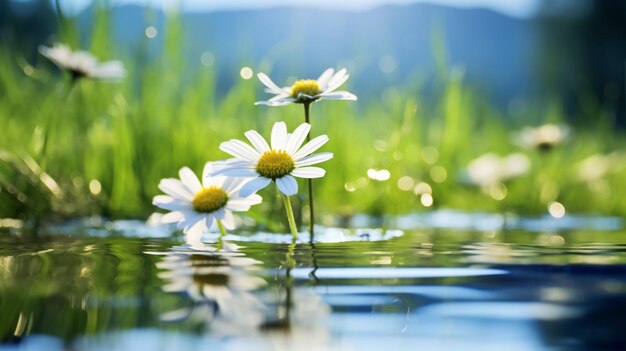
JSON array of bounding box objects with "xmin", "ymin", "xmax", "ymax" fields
[{"xmin": 1, "ymin": 213, "xmax": 626, "ymax": 351}]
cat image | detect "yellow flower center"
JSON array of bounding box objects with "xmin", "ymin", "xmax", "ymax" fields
[
  {"xmin": 290, "ymin": 79, "xmax": 322, "ymax": 99},
  {"xmin": 192, "ymin": 186, "xmax": 228, "ymax": 213},
  {"xmin": 256, "ymin": 150, "xmax": 295, "ymax": 179}
]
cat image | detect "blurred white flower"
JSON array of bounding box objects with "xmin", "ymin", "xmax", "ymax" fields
[
  {"xmin": 575, "ymin": 152, "xmax": 626, "ymax": 183},
  {"xmin": 256, "ymin": 68, "xmax": 357, "ymax": 106},
  {"xmin": 152, "ymin": 162, "xmax": 262, "ymax": 245},
  {"xmin": 515, "ymin": 124, "xmax": 570, "ymax": 150},
  {"xmin": 211, "ymin": 122, "xmax": 333, "ymax": 196},
  {"xmin": 39, "ymin": 43, "xmax": 126, "ymax": 80},
  {"xmin": 465, "ymin": 152, "xmax": 530, "ymax": 187}
]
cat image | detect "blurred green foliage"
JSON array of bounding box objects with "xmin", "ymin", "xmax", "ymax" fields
[{"xmin": 0, "ymin": 5, "xmax": 625, "ymax": 226}]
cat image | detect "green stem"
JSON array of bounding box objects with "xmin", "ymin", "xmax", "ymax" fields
[
  {"xmin": 217, "ymin": 219, "xmax": 227, "ymax": 237},
  {"xmin": 303, "ymin": 102, "xmax": 315, "ymax": 238},
  {"xmin": 283, "ymin": 195, "xmax": 298, "ymax": 240},
  {"xmin": 216, "ymin": 220, "xmax": 227, "ymax": 251},
  {"xmin": 40, "ymin": 79, "xmax": 76, "ymax": 172}
]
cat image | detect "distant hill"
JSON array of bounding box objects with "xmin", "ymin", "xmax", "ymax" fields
[{"xmin": 78, "ymin": 3, "xmax": 538, "ymax": 105}]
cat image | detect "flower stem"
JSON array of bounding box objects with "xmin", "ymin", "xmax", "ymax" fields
[
  {"xmin": 303, "ymin": 102, "xmax": 315, "ymax": 237},
  {"xmin": 283, "ymin": 195, "xmax": 298, "ymax": 240},
  {"xmin": 217, "ymin": 219, "xmax": 228, "ymax": 238}
]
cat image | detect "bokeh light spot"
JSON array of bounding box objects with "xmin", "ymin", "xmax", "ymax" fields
[
  {"xmin": 145, "ymin": 26, "xmax": 157, "ymax": 39},
  {"xmin": 548, "ymin": 201, "xmax": 566, "ymax": 218},
  {"xmin": 420, "ymin": 193, "xmax": 433, "ymax": 207},
  {"xmin": 429, "ymin": 166, "xmax": 447, "ymax": 183},
  {"xmin": 240, "ymin": 67, "xmax": 253, "ymax": 80}
]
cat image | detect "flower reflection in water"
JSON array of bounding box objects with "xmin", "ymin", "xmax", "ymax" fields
[
  {"xmin": 148, "ymin": 242, "xmax": 339, "ymax": 349},
  {"xmin": 254, "ymin": 289, "xmax": 335, "ymax": 351},
  {"xmin": 149, "ymin": 243, "xmax": 266, "ymax": 334}
]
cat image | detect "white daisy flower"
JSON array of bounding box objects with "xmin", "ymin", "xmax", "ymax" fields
[
  {"xmin": 465, "ymin": 152, "xmax": 530, "ymax": 187},
  {"xmin": 152, "ymin": 162, "xmax": 262, "ymax": 244},
  {"xmin": 39, "ymin": 43, "xmax": 126, "ymax": 80},
  {"xmin": 515, "ymin": 124, "xmax": 570, "ymax": 150},
  {"xmin": 255, "ymin": 68, "xmax": 357, "ymax": 106},
  {"xmin": 212, "ymin": 121, "xmax": 333, "ymax": 197}
]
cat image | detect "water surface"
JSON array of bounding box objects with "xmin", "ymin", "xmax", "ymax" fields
[{"xmin": 1, "ymin": 216, "xmax": 625, "ymax": 350}]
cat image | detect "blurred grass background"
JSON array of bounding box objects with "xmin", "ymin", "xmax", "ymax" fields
[{"xmin": 0, "ymin": 2, "xmax": 625, "ymax": 227}]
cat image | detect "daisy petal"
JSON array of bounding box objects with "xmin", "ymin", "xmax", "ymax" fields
[
  {"xmin": 320, "ymin": 91, "xmax": 357, "ymax": 101},
  {"xmin": 244, "ymin": 130, "xmax": 271, "ymax": 153},
  {"xmin": 255, "ymin": 98, "xmax": 294, "ymax": 106},
  {"xmin": 286, "ymin": 123, "xmax": 311, "ymax": 155},
  {"xmin": 215, "ymin": 168, "xmax": 258, "ymax": 177},
  {"xmin": 158, "ymin": 178, "xmax": 194, "ymax": 201},
  {"xmin": 226, "ymin": 195, "xmax": 262, "ymax": 211},
  {"xmin": 179, "ymin": 167, "xmax": 202, "ymax": 193},
  {"xmin": 220, "ymin": 140, "xmax": 260, "ymax": 162},
  {"xmin": 220, "ymin": 176, "xmax": 247, "ymax": 194},
  {"xmin": 271, "ymin": 122, "xmax": 288, "ymax": 150},
  {"xmin": 257, "ymin": 72, "xmax": 285, "ymax": 94},
  {"xmin": 325, "ymin": 68, "xmax": 349, "ymax": 93},
  {"xmin": 267, "ymin": 93, "xmax": 292, "ymax": 101},
  {"xmin": 161, "ymin": 211, "xmax": 185, "ymax": 223},
  {"xmin": 153, "ymin": 195, "xmax": 192, "ymax": 212},
  {"xmin": 206, "ymin": 159, "xmax": 253, "ymax": 177},
  {"xmin": 240, "ymin": 177, "xmax": 272, "ymax": 197},
  {"xmin": 184, "ymin": 216, "xmax": 207, "ymax": 244},
  {"xmin": 276, "ymin": 175, "xmax": 298, "ymax": 196},
  {"xmin": 222, "ymin": 211, "xmax": 237, "ymax": 230},
  {"xmin": 296, "ymin": 152, "xmax": 334, "ymax": 166},
  {"xmin": 213, "ymin": 208, "xmax": 226, "ymax": 220},
  {"xmin": 293, "ymin": 135, "xmax": 329, "ymax": 160},
  {"xmin": 291, "ymin": 167, "xmax": 326, "ymax": 178},
  {"xmin": 317, "ymin": 68, "xmax": 335, "ymax": 90}
]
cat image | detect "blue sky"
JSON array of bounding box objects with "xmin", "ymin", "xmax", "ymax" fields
[{"xmin": 57, "ymin": 0, "xmax": 541, "ymax": 17}]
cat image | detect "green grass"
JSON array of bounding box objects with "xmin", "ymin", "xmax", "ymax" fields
[{"xmin": 0, "ymin": 7, "xmax": 625, "ymax": 227}]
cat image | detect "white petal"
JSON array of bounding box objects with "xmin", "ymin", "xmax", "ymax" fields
[
  {"xmin": 153, "ymin": 195, "xmax": 192, "ymax": 212},
  {"xmin": 276, "ymin": 175, "xmax": 298, "ymax": 196},
  {"xmin": 257, "ymin": 72, "xmax": 285, "ymax": 94},
  {"xmin": 295, "ymin": 152, "xmax": 334, "ymax": 166},
  {"xmin": 320, "ymin": 91, "xmax": 357, "ymax": 101},
  {"xmin": 92, "ymin": 61, "xmax": 126, "ymax": 79},
  {"xmin": 213, "ymin": 208, "xmax": 226, "ymax": 220},
  {"xmin": 317, "ymin": 68, "xmax": 335, "ymax": 90},
  {"xmin": 184, "ymin": 217, "xmax": 207, "ymax": 244},
  {"xmin": 293, "ymin": 135, "xmax": 329, "ymax": 160},
  {"xmin": 222, "ymin": 211, "xmax": 237, "ymax": 230},
  {"xmin": 271, "ymin": 122, "xmax": 288, "ymax": 150},
  {"xmin": 202, "ymin": 161, "xmax": 229, "ymax": 187},
  {"xmin": 161, "ymin": 211, "xmax": 185, "ymax": 223},
  {"xmin": 244, "ymin": 130, "xmax": 271, "ymax": 153},
  {"xmin": 220, "ymin": 140, "xmax": 260, "ymax": 162},
  {"xmin": 285, "ymin": 123, "xmax": 311, "ymax": 155},
  {"xmin": 267, "ymin": 93, "xmax": 292, "ymax": 101},
  {"xmin": 255, "ymin": 98, "xmax": 295, "ymax": 106},
  {"xmin": 226, "ymin": 195, "xmax": 262, "ymax": 211},
  {"xmin": 291, "ymin": 167, "xmax": 326, "ymax": 178},
  {"xmin": 179, "ymin": 167, "xmax": 202, "ymax": 194},
  {"xmin": 215, "ymin": 168, "xmax": 258, "ymax": 177},
  {"xmin": 239, "ymin": 177, "xmax": 271, "ymax": 198},
  {"xmin": 207, "ymin": 159, "xmax": 254, "ymax": 178},
  {"xmin": 220, "ymin": 176, "xmax": 247, "ymax": 194},
  {"xmin": 325, "ymin": 69, "xmax": 349, "ymax": 93},
  {"xmin": 158, "ymin": 178, "xmax": 194, "ymax": 201}
]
